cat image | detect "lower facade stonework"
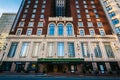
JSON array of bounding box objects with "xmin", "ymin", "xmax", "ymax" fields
[{"xmin": 0, "ymin": 61, "xmax": 120, "ymax": 74}]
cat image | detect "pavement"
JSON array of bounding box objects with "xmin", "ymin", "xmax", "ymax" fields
[{"xmin": 0, "ymin": 72, "xmax": 120, "ymax": 80}]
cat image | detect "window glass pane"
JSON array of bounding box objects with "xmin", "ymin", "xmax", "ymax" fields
[
  {"xmin": 68, "ymin": 42, "xmax": 75, "ymax": 57},
  {"xmin": 49, "ymin": 24, "xmax": 55, "ymax": 35},
  {"xmin": 20, "ymin": 42, "xmax": 29, "ymax": 57},
  {"xmin": 58, "ymin": 24, "xmax": 64, "ymax": 36},
  {"xmin": 93, "ymin": 43, "xmax": 102, "ymax": 57},
  {"xmin": 27, "ymin": 30, "xmax": 32, "ymax": 36},
  {"xmin": 8, "ymin": 42, "xmax": 18, "ymax": 57},
  {"xmin": 37, "ymin": 30, "xmax": 42, "ymax": 36},
  {"xmin": 32, "ymin": 43, "xmax": 40, "ymax": 57},
  {"xmin": 57, "ymin": 42, "xmax": 64, "ymax": 56},
  {"xmin": 67, "ymin": 24, "xmax": 73, "ymax": 36},
  {"xmin": 104, "ymin": 43, "xmax": 114, "ymax": 58},
  {"xmin": 81, "ymin": 42, "xmax": 90, "ymax": 57},
  {"xmin": 47, "ymin": 43, "xmax": 54, "ymax": 57}
]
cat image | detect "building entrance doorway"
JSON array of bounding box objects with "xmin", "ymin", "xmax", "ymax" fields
[{"xmin": 47, "ymin": 64, "xmax": 63, "ymax": 73}]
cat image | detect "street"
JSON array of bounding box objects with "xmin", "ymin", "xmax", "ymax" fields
[{"xmin": 0, "ymin": 75, "xmax": 120, "ymax": 80}]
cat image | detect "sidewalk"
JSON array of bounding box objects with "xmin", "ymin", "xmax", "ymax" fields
[{"xmin": 0, "ymin": 72, "xmax": 120, "ymax": 78}]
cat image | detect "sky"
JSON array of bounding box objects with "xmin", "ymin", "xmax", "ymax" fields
[{"xmin": 0, "ymin": 0, "xmax": 22, "ymax": 17}]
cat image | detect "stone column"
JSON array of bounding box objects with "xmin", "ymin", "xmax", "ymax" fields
[
  {"xmin": 24, "ymin": 62, "xmax": 29, "ymax": 71},
  {"xmin": 11, "ymin": 62, "xmax": 16, "ymax": 72},
  {"xmin": 105, "ymin": 62, "xmax": 111, "ymax": 71},
  {"xmin": 92, "ymin": 62, "xmax": 98, "ymax": 70}
]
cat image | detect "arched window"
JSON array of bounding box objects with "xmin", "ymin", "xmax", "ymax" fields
[
  {"xmin": 66, "ymin": 23, "xmax": 73, "ymax": 36},
  {"xmin": 49, "ymin": 23, "xmax": 55, "ymax": 35},
  {"xmin": 58, "ymin": 23, "xmax": 64, "ymax": 36}
]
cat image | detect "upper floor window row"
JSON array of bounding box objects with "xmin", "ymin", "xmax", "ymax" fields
[{"xmin": 48, "ymin": 23, "xmax": 74, "ymax": 36}]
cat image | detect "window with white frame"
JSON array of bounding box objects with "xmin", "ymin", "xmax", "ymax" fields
[
  {"xmin": 77, "ymin": 14, "xmax": 81, "ymax": 18},
  {"xmin": 87, "ymin": 22, "xmax": 93, "ymax": 27},
  {"xmin": 41, "ymin": 9, "xmax": 45, "ymax": 13},
  {"xmin": 58, "ymin": 23, "xmax": 64, "ymax": 36},
  {"xmin": 89, "ymin": 29, "xmax": 95, "ymax": 35},
  {"xmin": 86, "ymin": 14, "xmax": 90, "ymax": 18},
  {"xmin": 33, "ymin": 9, "xmax": 36, "ymax": 13},
  {"xmin": 23, "ymin": 14, "xmax": 26, "ymax": 18},
  {"xmin": 104, "ymin": 43, "xmax": 114, "ymax": 58},
  {"xmin": 26, "ymin": 29, "xmax": 32, "ymax": 36},
  {"xmin": 24, "ymin": 9, "xmax": 28, "ymax": 13},
  {"xmin": 40, "ymin": 14, "xmax": 44, "ymax": 19},
  {"xmin": 92, "ymin": 43, "xmax": 102, "ymax": 57},
  {"xmin": 85, "ymin": 9, "xmax": 89, "ymax": 13},
  {"xmin": 97, "ymin": 22, "xmax": 103, "ymax": 27},
  {"xmin": 31, "ymin": 14, "xmax": 35, "ymax": 18},
  {"xmin": 80, "ymin": 29, "xmax": 85, "ymax": 36},
  {"xmin": 19, "ymin": 22, "xmax": 24, "ymax": 27},
  {"xmin": 34, "ymin": 5, "xmax": 37, "ymax": 8},
  {"xmin": 8, "ymin": 42, "xmax": 18, "ymax": 57},
  {"xmin": 47, "ymin": 42, "xmax": 54, "ymax": 57},
  {"xmin": 16, "ymin": 29, "xmax": 22, "ymax": 35},
  {"xmin": 20, "ymin": 42, "xmax": 30, "ymax": 57},
  {"xmin": 49, "ymin": 23, "xmax": 55, "ymax": 35},
  {"xmin": 37, "ymin": 29, "xmax": 42, "ymax": 36},
  {"xmin": 78, "ymin": 22, "xmax": 83, "ymax": 27},
  {"xmin": 66, "ymin": 23, "xmax": 73, "ymax": 36},
  {"xmin": 84, "ymin": 5, "xmax": 87, "ymax": 8},
  {"xmin": 57, "ymin": 42, "xmax": 64, "ymax": 57},
  {"xmin": 28, "ymin": 22, "xmax": 34, "ymax": 27},
  {"xmin": 100, "ymin": 29, "xmax": 105, "ymax": 36},
  {"xmin": 81, "ymin": 42, "xmax": 90, "ymax": 57},
  {"xmin": 68, "ymin": 42, "xmax": 75, "ymax": 57},
  {"xmin": 32, "ymin": 42, "xmax": 40, "ymax": 57},
  {"xmin": 38, "ymin": 22, "xmax": 43, "ymax": 27}
]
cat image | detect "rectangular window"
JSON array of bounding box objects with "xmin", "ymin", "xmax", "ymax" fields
[
  {"xmin": 33, "ymin": 9, "xmax": 36, "ymax": 13},
  {"xmin": 20, "ymin": 42, "xmax": 30, "ymax": 57},
  {"xmin": 81, "ymin": 42, "xmax": 90, "ymax": 57},
  {"xmin": 28, "ymin": 22, "xmax": 34, "ymax": 27},
  {"xmin": 38, "ymin": 22, "xmax": 43, "ymax": 27},
  {"xmin": 78, "ymin": 22, "xmax": 83, "ymax": 27},
  {"xmin": 97, "ymin": 22, "xmax": 103, "ymax": 27},
  {"xmin": 41, "ymin": 9, "xmax": 45, "ymax": 13},
  {"xmin": 92, "ymin": 43, "xmax": 102, "ymax": 57},
  {"xmin": 68, "ymin": 42, "xmax": 75, "ymax": 57},
  {"xmin": 88, "ymin": 22, "xmax": 93, "ymax": 27},
  {"xmin": 57, "ymin": 42, "xmax": 64, "ymax": 57},
  {"xmin": 31, "ymin": 14, "xmax": 35, "ymax": 18},
  {"xmin": 34, "ymin": 5, "xmax": 37, "ymax": 8},
  {"xmin": 80, "ymin": 29, "xmax": 85, "ymax": 36},
  {"xmin": 37, "ymin": 30, "xmax": 42, "ymax": 36},
  {"xmin": 77, "ymin": 14, "xmax": 81, "ymax": 18},
  {"xmin": 8, "ymin": 42, "xmax": 18, "ymax": 57},
  {"xmin": 16, "ymin": 29, "xmax": 22, "ymax": 35},
  {"xmin": 40, "ymin": 14, "xmax": 44, "ymax": 19},
  {"xmin": 100, "ymin": 29, "xmax": 105, "ymax": 36},
  {"xmin": 104, "ymin": 43, "xmax": 114, "ymax": 58},
  {"xmin": 26, "ymin": 29, "xmax": 32, "ymax": 36},
  {"xmin": 89, "ymin": 29, "xmax": 95, "ymax": 35},
  {"xmin": 19, "ymin": 22, "xmax": 24, "ymax": 27},
  {"xmin": 47, "ymin": 42, "xmax": 54, "ymax": 57},
  {"xmin": 32, "ymin": 43, "xmax": 40, "ymax": 57},
  {"xmin": 86, "ymin": 14, "xmax": 90, "ymax": 18}
]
